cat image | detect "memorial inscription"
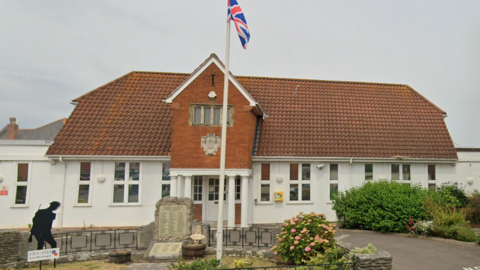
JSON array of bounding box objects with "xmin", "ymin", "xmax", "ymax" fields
[{"xmin": 158, "ymin": 205, "xmax": 187, "ymax": 238}]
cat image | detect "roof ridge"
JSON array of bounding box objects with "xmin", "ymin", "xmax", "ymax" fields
[
  {"xmin": 237, "ymin": 75, "xmax": 409, "ymax": 88},
  {"xmin": 72, "ymin": 71, "xmax": 136, "ymax": 102},
  {"xmin": 26, "ymin": 118, "xmax": 66, "ymax": 131},
  {"xmin": 132, "ymin": 71, "xmax": 190, "ymax": 75}
]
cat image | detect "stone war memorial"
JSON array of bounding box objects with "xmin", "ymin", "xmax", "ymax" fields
[{"xmin": 143, "ymin": 197, "xmax": 197, "ymax": 261}]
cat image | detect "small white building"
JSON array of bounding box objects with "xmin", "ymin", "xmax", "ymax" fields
[{"xmin": 1, "ymin": 54, "xmax": 479, "ymax": 229}]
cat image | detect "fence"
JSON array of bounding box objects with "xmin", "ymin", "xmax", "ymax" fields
[
  {"xmin": 50, "ymin": 229, "xmax": 138, "ymax": 255},
  {"xmin": 209, "ymin": 227, "xmax": 277, "ymax": 248},
  {"xmin": 216, "ymin": 263, "xmax": 355, "ymax": 270}
]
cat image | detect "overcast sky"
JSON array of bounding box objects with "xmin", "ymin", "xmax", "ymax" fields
[{"xmin": 1, "ymin": 0, "xmax": 479, "ymax": 147}]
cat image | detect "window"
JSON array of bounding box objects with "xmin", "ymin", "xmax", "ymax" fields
[
  {"xmin": 161, "ymin": 163, "xmax": 170, "ymax": 198},
  {"xmin": 77, "ymin": 162, "xmax": 91, "ymax": 204},
  {"xmin": 365, "ymin": 164, "xmax": 373, "ymax": 181},
  {"xmin": 260, "ymin": 163, "xmax": 270, "ymax": 202},
  {"xmin": 329, "ymin": 163, "xmax": 339, "ymax": 202},
  {"xmin": 330, "ymin": 183, "xmax": 338, "ymax": 200},
  {"xmin": 391, "ymin": 164, "xmax": 411, "ymax": 183},
  {"xmin": 289, "ymin": 164, "xmax": 311, "ymax": 202},
  {"xmin": 191, "ymin": 104, "xmax": 233, "ymax": 126},
  {"xmin": 428, "ymin": 165, "xmax": 436, "ymax": 180},
  {"xmin": 15, "ymin": 163, "xmax": 29, "ymax": 205},
  {"xmin": 193, "ymin": 176, "xmax": 203, "ymax": 201},
  {"xmin": 113, "ymin": 162, "xmax": 141, "ymax": 204},
  {"xmin": 428, "ymin": 183, "xmax": 436, "ymax": 191},
  {"xmin": 235, "ymin": 177, "xmax": 241, "ymax": 201},
  {"xmin": 330, "ymin": 164, "xmax": 338, "ymax": 180}
]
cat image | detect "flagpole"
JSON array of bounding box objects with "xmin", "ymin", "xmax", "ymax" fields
[{"xmin": 216, "ymin": 13, "xmax": 231, "ymax": 261}]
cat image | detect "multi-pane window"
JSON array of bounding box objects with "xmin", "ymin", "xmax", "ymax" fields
[
  {"xmin": 330, "ymin": 183, "xmax": 338, "ymax": 200},
  {"xmin": 78, "ymin": 162, "xmax": 91, "ymax": 204},
  {"xmin": 192, "ymin": 105, "xmax": 233, "ymax": 126},
  {"xmin": 235, "ymin": 177, "xmax": 241, "ymax": 201},
  {"xmin": 365, "ymin": 164, "xmax": 373, "ymax": 181},
  {"xmin": 161, "ymin": 163, "xmax": 170, "ymax": 198},
  {"xmin": 289, "ymin": 164, "xmax": 311, "ymax": 202},
  {"xmin": 428, "ymin": 165, "xmax": 436, "ymax": 180},
  {"xmin": 330, "ymin": 164, "xmax": 338, "ymax": 180},
  {"xmin": 260, "ymin": 163, "xmax": 270, "ymax": 202},
  {"xmin": 193, "ymin": 176, "xmax": 203, "ymax": 202},
  {"xmin": 113, "ymin": 162, "xmax": 141, "ymax": 204},
  {"xmin": 15, "ymin": 163, "xmax": 29, "ymax": 205},
  {"xmin": 329, "ymin": 164, "xmax": 339, "ymax": 201},
  {"xmin": 391, "ymin": 164, "xmax": 411, "ymax": 183}
]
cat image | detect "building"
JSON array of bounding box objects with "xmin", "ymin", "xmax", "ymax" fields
[{"xmin": 1, "ymin": 54, "xmax": 479, "ymax": 229}]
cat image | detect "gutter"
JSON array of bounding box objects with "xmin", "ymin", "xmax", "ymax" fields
[
  {"xmin": 47, "ymin": 155, "xmax": 171, "ymax": 161},
  {"xmin": 251, "ymin": 156, "xmax": 458, "ymax": 164}
]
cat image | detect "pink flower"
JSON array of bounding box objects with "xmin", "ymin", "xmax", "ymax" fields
[
  {"xmin": 310, "ymin": 242, "xmax": 316, "ymax": 246},
  {"xmin": 294, "ymin": 218, "xmax": 300, "ymax": 222},
  {"xmin": 274, "ymin": 252, "xmax": 278, "ymax": 255},
  {"xmin": 305, "ymin": 246, "xmax": 311, "ymax": 252},
  {"xmin": 294, "ymin": 241, "xmax": 299, "ymax": 245},
  {"xmin": 295, "ymin": 236, "xmax": 301, "ymax": 240},
  {"xmin": 290, "ymin": 221, "xmax": 296, "ymax": 225},
  {"xmin": 291, "ymin": 229, "xmax": 296, "ymax": 233},
  {"xmin": 279, "ymin": 239, "xmax": 284, "ymax": 242},
  {"xmin": 290, "ymin": 246, "xmax": 295, "ymax": 250}
]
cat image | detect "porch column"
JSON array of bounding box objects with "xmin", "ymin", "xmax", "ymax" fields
[
  {"xmin": 227, "ymin": 175, "xmax": 236, "ymax": 227},
  {"xmin": 184, "ymin": 175, "xmax": 192, "ymax": 198},
  {"xmin": 177, "ymin": 175, "xmax": 184, "ymax": 197},
  {"xmin": 170, "ymin": 175, "xmax": 177, "ymax": 198},
  {"xmin": 241, "ymin": 175, "xmax": 249, "ymax": 227}
]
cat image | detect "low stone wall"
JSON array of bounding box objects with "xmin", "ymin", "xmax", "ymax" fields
[
  {"xmin": 0, "ymin": 230, "xmax": 36, "ymax": 266},
  {"xmin": 337, "ymin": 241, "xmax": 393, "ymax": 270}
]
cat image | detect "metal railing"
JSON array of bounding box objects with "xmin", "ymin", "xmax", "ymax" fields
[
  {"xmin": 209, "ymin": 227, "xmax": 277, "ymax": 248},
  {"xmin": 215, "ymin": 263, "xmax": 355, "ymax": 270},
  {"xmin": 50, "ymin": 229, "xmax": 138, "ymax": 254}
]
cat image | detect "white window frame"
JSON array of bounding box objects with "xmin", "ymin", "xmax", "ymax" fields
[
  {"xmin": 12, "ymin": 162, "xmax": 31, "ymax": 207},
  {"xmin": 329, "ymin": 163, "xmax": 339, "ymax": 202},
  {"xmin": 193, "ymin": 176, "xmax": 203, "ymax": 203},
  {"xmin": 191, "ymin": 104, "xmax": 233, "ymax": 126},
  {"xmin": 288, "ymin": 163, "xmax": 312, "ymax": 203},
  {"xmin": 427, "ymin": 164, "xmax": 436, "ymax": 189},
  {"xmin": 161, "ymin": 162, "xmax": 171, "ymax": 198},
  {"xmin": 76, "ymin": 162, "xmax": 93, "ymax": 206},
  {"xmin": 365, "ymin": 164, "xmax": 374, "ymax": 181},
  {"xmin": 112, "ymin": 162, "xmax": 142, "ymax": 205},
  {"xmin": 258, "ymin": 163, "xmax": 272, "ymax": 204},
  {"xmin": 391, "ymin": 164, "xmax": 411, "ymax": 184},
  {"xmin": 235, "ymin": 176, "xmax": 241, "ymax": 202}
]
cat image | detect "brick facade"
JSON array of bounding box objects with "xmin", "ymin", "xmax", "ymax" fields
[
  {"xmin": 235, "ymin": 203, "xmax": 241, "ymax": 224},
  {"xmin": 194, "ymin": 204, "xmax": 202, "ymax": 221},
  {"xmin": 170, "ymin": 63, "xmax": 257, "ymax": 169}
]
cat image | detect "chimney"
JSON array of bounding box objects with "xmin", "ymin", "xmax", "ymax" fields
[{"xmin": 6, "ymin": 117, "xmax": 19, "ymax": 140}]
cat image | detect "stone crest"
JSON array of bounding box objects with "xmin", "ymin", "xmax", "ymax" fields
[{"xmin": 201, "ymin": 133, "xmax": 220, "ymax": 155}]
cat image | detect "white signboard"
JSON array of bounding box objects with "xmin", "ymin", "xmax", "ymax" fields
[{"xmin": 27, "ymin": 248, "xmax": 60, "ymax": 262}]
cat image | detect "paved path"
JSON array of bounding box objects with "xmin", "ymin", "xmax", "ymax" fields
[
  {"xmin": 335, "ymin": 229, "xmax": 480, "ymax": 270},
  {"xmin": 125, "ymin": 263, "xmax": 170, "ymax": 270}
]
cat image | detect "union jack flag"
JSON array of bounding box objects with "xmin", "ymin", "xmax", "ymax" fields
[{"xmin": 228, "ymin": 0, "xmax": 250, "ymax": 49}]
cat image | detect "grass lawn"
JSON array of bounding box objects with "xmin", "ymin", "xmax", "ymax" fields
[{"xmin": 24, "ymin": 256, "xmax": 276, "ymax": 270}]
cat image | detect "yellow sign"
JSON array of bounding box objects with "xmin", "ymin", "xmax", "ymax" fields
[{"xmin": 274, "ymin": 192, "xmax": 284, "ymax": 202}]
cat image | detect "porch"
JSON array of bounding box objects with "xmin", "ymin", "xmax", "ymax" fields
[{"xmin": 169, "ymin": 169, "xmax": 252, "ymax": 227}]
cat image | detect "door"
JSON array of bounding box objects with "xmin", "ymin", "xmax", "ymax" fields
[{"xmin": 205, "ymin": 178, "xmax": 228, "ymax": 221}]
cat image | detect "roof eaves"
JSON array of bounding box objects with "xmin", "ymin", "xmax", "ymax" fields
[{"xmin": 403, "ymin": 85, "xmax": 447, "ymax": 115}]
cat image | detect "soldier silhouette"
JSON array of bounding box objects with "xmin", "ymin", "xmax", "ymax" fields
[{"xmin": 28, "ymin": 201, "xmax": 61, "ymax": 250}]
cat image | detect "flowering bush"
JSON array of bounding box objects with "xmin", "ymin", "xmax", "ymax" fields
[
  {"xmin": 406, "ymin": 218, "xmax": 433, "ymax": 237},
  {"xmin": 271, "ymin": 212, "xmax": 336, "ymax": 265}
]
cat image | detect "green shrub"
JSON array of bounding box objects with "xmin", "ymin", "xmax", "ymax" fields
[
  {"xmin": 272, "ymin": 212, "xmax": 336, "ymax": 265},
  {"xmin": 233, "ymin": 258, "xmax": 253, "ymax": 269},
  {"xmin": 445, "ymin": 224, "xmax": 476, "ymax": 242},
  {"xmin": 434, "ymin": 182, "xmax": 470, "ymax": 208},
  {"xmin": 423, "ymin": 196, "xmax": 470, "ymax": 226},
  {"xmin": 475, "ymin": 234, "xmax": 480, "ymax": 245},
  {"xmin": 466, "ymin": 196, "xmax": 480, "ymax": 225},
  {"xmin": 168, "ymin": 258, "xmax": 221, "ymax": 270},
  {"xmin": 348, "ymin": 244, "xmax": 376, "ymax": 260},
  {"xmin": 332, "ymin": 181, "xmax": 429, "ymax": 233},
  {"xmin": 303, "ymin": 245, "xmax": 352, "ymax": 269},
  {"xmin": 431, "ymin": 224, "xmax": 449, "ymax": 238}
]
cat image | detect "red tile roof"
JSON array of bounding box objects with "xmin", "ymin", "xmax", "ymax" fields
[{"xmin": 47, "ymin": 68, "xmax": 458, "ymax": 159}]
